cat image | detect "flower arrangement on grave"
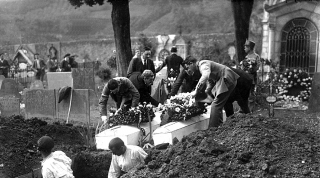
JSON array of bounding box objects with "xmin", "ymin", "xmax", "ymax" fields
[
  {"xmin": 272, "ymin": 68, "xmax": 312, "ymax": 102},
  {"xmin": 107, "ymin": 102, "xmax": 155, "ymax": 128},
  {"xmin": 160, "ymin": 92, "xmax": 207, "ymax": 122}
]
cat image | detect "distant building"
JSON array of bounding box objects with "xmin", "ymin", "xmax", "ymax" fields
[{"xmin": 262, "ymin": 0, "xmax": 320, "ymax": 75}]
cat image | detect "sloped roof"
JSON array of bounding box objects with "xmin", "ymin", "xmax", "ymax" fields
[{"xmin": 12, "ymin": 50, "xmax": 33, "ymax": 65}]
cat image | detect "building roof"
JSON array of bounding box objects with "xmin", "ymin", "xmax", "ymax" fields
[{"xmin": 12, "ymin": 50, "xmax": 33, "ymax": 65}]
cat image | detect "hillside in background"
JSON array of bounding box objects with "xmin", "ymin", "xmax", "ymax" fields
[{"xmin": 0, "ymin": 0, "xmax": 264, "ymax": 45}]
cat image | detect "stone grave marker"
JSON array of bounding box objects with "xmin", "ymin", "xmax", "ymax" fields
[
  {"xmin": 25, "ymin": 89, "xmax": 56, "ymax": 119},
  {"xmin": 0, "ymin": 75, "xmax": 5, "ymax": 88},
  {"xmin": 47, "ymin": 72, "xmax": 73, "ymax": 90},
  {"xmin": 308, "ymin": 72, "xmax": 320, "ymax": 113},
  {"xmin": 0, "ymin": 78, "xmax": 20, "ymax": 98},
  {"xmin": 0, "ymin": 96, "xmax": 20, "ymax": 117},
  {"xmin": 56, "ymin": 89, "xmax": 90, "ymax": 124},
  {"xmin": 84, "ymin": 61, "xmax": 95, "ymax": 68},
  {"xmin": 29, "ymin": 80, "xmax": 44, "ymax": 90},
  {"xmin": 72, "ymin": 68, "xmax": 95, "ymax": 90}
]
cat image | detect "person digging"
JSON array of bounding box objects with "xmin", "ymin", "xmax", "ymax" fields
[
  {"xmin": 37, "ymin": 135, "xmax": 74, "ymax": 178},
  {"xmin": 108, "ymin": 137, "xmax": 148, "ymax": 178}
]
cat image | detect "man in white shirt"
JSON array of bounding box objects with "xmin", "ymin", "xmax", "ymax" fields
[
  {"xmin": 37, "ymin": 136, "xmax": 74, "ymax": 178},
  {"xmin": 108, "ymin": 137, "xmax": 148, "ymax": 178}
]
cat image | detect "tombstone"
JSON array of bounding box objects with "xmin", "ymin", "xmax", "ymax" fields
[
  {"xmin": 72, "ymin": 68, "xmax": 95, "ymax": 90},
  {"xmin": 25, "ymin": 89, "xmax": 56, "ymax": 119},
  {"xmin": 0, "ymin": 75, "xmax": 5, "ymax": 88},
  {"xmin": 175, "ymin": 37, "xmax": 187, "ymax": 59},
  {"xmin": 29, "ymin": 80, "xmax": 44, "ymax": 90},
  {"xmin": 56, "ymin": 89, "xmax": 90, "ymax": 124},
  {"xmin": 0, "ymin": 78, "xmax": 20, "ymax": 98},
  {"xmin": 47, "ymin": 72, "xmax": 73, "ymax": 90},
  {"xmin": 0, "ymin": 96, "xmax": 20, "ymax": 117},
  {"xmin": 84, "ymin": 61, "xmax": 95, "ymax": 68},
  {"xmin": 308, "ymin": 73, "xmax": 320, "ymax": 113}
]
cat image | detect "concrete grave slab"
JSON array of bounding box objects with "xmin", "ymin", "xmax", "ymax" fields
[
  {"xmin": 56, "ymin": 89, "xmax": 90, "ymax": 124},
  {"xmin": 0, "ymin": 96, "xmax": 20, "ymax": 117},
  {"xmin": 29, "ymin": 80, "xmax": 44, "ymax": 90},
  {"xmin": 0, "ymin": 78, "xmax": 21, "ymax": 98},
  {"xmin": 25, "ymin": 89, "xmax": 56, "ymax": 119},
  {"xmin": 308, "ymin": 72, "xmax": 320, "ymax": 113},
  {"xmin": 72, "ymin": 68, "xmax": 95, "ymax": 90},
  {"xmin": 47, "ymin": 72, "xmax": 73, "ymax": 90}
]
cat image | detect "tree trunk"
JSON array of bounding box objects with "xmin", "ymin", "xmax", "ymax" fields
[
  {"xmin": 231, "ymin": 0, "xmax": 254, "ymax": 63},
  {"xmin": 111, "ymin": 0, "xmax": 132, "ymax": 77}
]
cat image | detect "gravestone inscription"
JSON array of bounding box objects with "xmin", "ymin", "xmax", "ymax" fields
[
  {"xmin": 0, "ymin": 78, "xmax": 20, "ymax": 98},
  {"xmin": 0, "ymin": 96, "xmax": 20, "ymax": 117},
  {"xmin": 72, "ymin": 68, "xmax": 95, "ymax": 90},
  {"xmin": 25, "ymin": 89, "xmax": 56, "ymax": 119}
]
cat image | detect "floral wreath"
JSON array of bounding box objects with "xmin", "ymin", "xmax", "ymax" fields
[{"xmin": 273, "ymin": 68, "xmax": 312, "ymax": 102}]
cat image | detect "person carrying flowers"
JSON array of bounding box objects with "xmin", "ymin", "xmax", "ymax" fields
[
  {"xmin": 99, "ymin": 77, "xmax": 140, "ymax": 123},
  {"xmin": 185, "ymin": 56, "xmax": 239, "ymax": 127}
]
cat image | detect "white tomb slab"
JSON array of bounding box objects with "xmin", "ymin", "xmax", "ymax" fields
[
  {"xmin": 95, "ymin": 111, "xmax": 162, "ymax": 150},
  {"xmin": 95, "ymin": 125, "xmax": 141, "ymax": 150},
  {"xmin": 153, "ymin": 108, "xmax": 227, "ymax": 146}
]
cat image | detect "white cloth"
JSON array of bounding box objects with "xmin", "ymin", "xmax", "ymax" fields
[
  {"xmin": 41, "ymin": 151, "xmax": 74, "ymax": 178},
  {"xmin": 108, "ymin": 145, "xmax": 148, "ymax": 178},
  {"xmin": 141, "ymin": 56, "xmax": 146, "ymax": 65}
]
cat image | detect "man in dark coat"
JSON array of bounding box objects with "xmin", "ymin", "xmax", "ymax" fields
[
  {"xmin": 99, "ymin": 77, "xmax": 140, "ymax": 123},
  {"xmin": 155, "ymin": 46, "xmax": 184, "ymax": 78},
  {"xmin": 60, "ymin": 54, "xmax": 71, "ymax": 72},
  {"xmin": 127, "ymin": 47, "xmax": 155, "ymax": 78},
  {"xmin": 0, "ymin": 53, "xmax": 10, "ymax": 78},
  {"xmin": 129, "ymin": 70, "xmax": 159, "ymax": 106},
  {"xmin": 32, "ymin": 53, "xmax": 46, "ymax": 81}
]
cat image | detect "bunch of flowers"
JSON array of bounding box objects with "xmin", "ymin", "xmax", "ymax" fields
[
  {"xmin": 166, "ymin": 68, "xmax": 178, "ymax": 87},
  {"xmin": 273, "ymin": 68, "xmax": 312, "ymax": 102},
  {"xmin": 108, "ymin": 102, "xmax": 155, "ymax": 128},
  {"xmin": 240, "ymin": 57, "xmax": 259, "ymax": 74},
  {"xmin": 160, "ymin": 92, "xmax": 207, "ymax": 122}
]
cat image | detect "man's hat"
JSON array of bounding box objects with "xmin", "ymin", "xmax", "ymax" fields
[
  {"xmin": 34, "ymin": 53, "xmax": 39, "ymax": 56},
  {"xmin": 244, "ymin": 39, "xmax": 255, "ymax": 49},
  {"xmin": 63, "ymin": 53, "xmax": 71, "ymax": 58},
  {"xmin": 171, "ymin": 46, "xmax": 177, "ymax": 53}
]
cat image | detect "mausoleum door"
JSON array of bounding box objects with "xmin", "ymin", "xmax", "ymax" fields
[{"xmin": 280, "ymin": 18, "xmax": 318, "ymax": 75}]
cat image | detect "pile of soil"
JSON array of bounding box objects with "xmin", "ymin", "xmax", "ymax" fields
[
  {"xmin": 0, "ymin": 115, "xmax": 111, "ymax": 178},
  {"xmin": 123, "ymin": 109, "xmax": 320, "ymax": 178}
]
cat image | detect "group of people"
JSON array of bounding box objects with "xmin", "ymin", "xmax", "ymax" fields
[{"xmin": 99, "ymin": 39, "xmax": 261, "ymax": 127}]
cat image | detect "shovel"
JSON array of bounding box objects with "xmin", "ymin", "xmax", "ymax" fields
[{"xmin": 66, "ymin": 88, "xmax": 73, "ymax": 126}]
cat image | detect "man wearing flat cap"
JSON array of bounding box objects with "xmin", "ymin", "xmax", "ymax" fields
[
  {"xmin": 108, "ymin": 137, "xmax": 148, "ymax": 178},
  {"xmin": 240, "ymin": 39, "xmax": 261, "ymax": 90},
  {"xmin": 37, "ymin": 136, "xmax": 74, "ymax": 178},
  {"xmin": 32, "ymin": 53, "xmax": 46, "ymax": 81},
  {"xmin": 127, "ymin": 46, "xmax": 155, "ymax": 78},
  {"xmin": 60, "ymin": 53, "xmax": 72, "ymax": 72},
  {"xmin": 99, "ymin": 77, "xmax": 140, "ymax": 123}
]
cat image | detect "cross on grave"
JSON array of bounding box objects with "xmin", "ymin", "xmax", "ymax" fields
[{"xmin": 266, "ymin": 80, "xmax": 277, "ymax": 117}]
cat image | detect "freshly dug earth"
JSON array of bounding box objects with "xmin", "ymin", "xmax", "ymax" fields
[
  {"xmin": 1, "ymin": 108, "xmax": 320, "ymax": 178},
  {"xmin": 0, "ymin": 115, "xmax": 111, "ymax": 178},
  {"xmin": 123, "ymin": 109, "xmax": 320, "ymax": 178}
]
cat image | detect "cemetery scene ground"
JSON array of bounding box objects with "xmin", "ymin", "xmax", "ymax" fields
[{"xmin": 1, "ymin": 104, "xmax": 320, "ymax": 178}]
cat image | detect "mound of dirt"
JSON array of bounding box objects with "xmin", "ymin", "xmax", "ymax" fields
[
  {"xmin": 0, "ymin": 115, "xmax": 110, "ymax": 178},
  {"xmin": 123, "ymin": 111, "xmax": 320, "ymax": 178}
]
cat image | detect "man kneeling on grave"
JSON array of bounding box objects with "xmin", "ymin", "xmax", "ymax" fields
[
  {"xmin": 99, "ymin": 77, "xmax": 140, "ymax": 123},
  {"xmin": 108, "ymin": 137, "xmax": 148, "ymax": 178},
  {"xmin": 129, "ymin": 70, "xmax": 159, "ymax": 107}
]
